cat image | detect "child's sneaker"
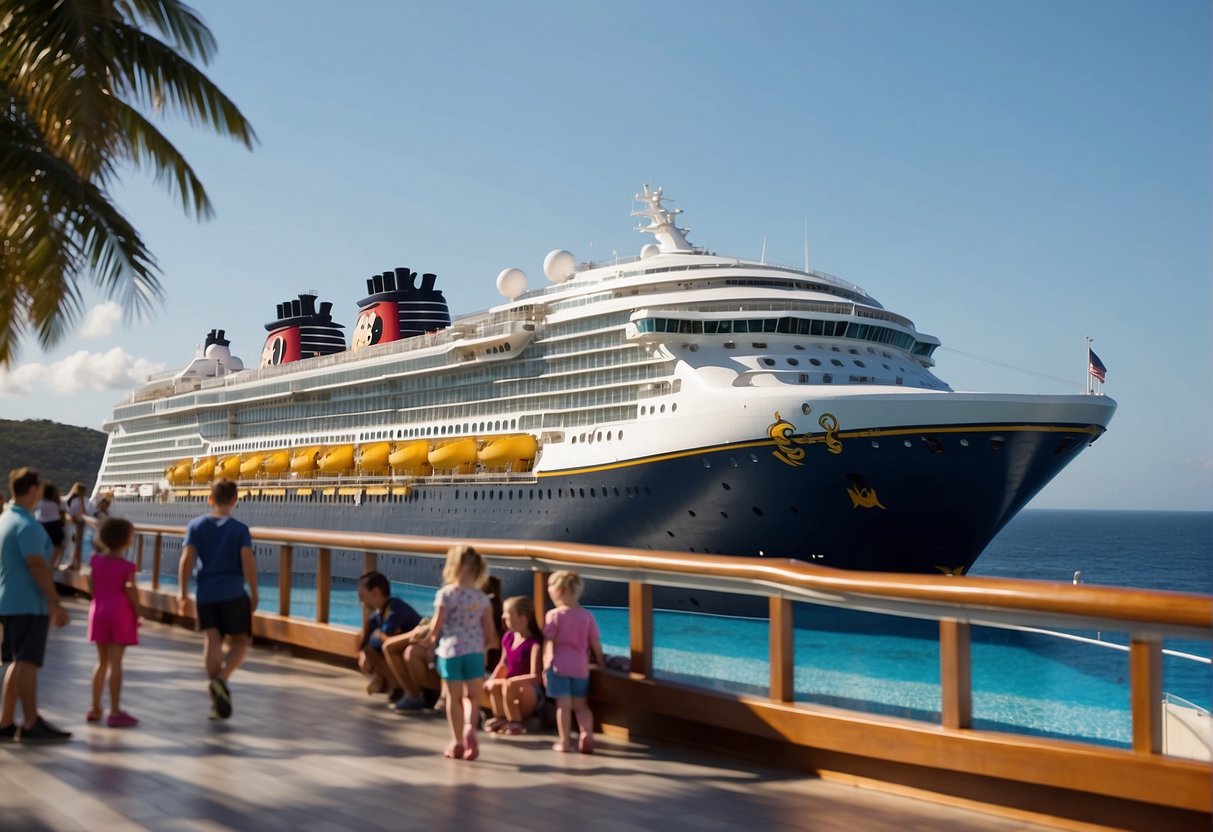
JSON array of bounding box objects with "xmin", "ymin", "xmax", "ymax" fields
[
  {"xmin": 209, "ymin": 678, "xmax": 232, "ymax": 719},
  {"xmin": 106, "ymin": 711, "xmax": 139, "ymax": 728},
  {"xmin": 0, "ymin": 723, "xmax": 17, "ymax": 742}
]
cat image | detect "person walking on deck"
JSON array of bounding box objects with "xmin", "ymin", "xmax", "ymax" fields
[
  {"xmin": 0, "ymin": 468, "xmax": 71, "ymax": 742},
  {"xmin": 177, "ymin": 479, "xmax": 258, "ymax": 720},
  {"xmin": 86, "ymin": 518, "xmax": 141, "ymax": 728}
]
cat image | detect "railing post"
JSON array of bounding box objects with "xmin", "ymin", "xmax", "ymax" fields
[
  {"xmin": 278, "ymin": 545, "xmax": 293, "ymax": 617},
  {"xmin": 940, "ymin": 618, "xmax": 972, "ymax": 729},
  {"xmin": 316, "ymin": 547, "xmax": 331, "ymax": 624},
  {"xmin": 135, "ymin": 534, "xmax": 144, "ymax": 573},
  {"xmin": 1130, "ymin": 636, "xmax": 1162, "ymax": 754},
  {"xmin": 629, "ymin": 581, "xmax": 653, "ymax": 677},
  {"xmin": 533, "ymin": 570, "xmax": 549, "ymax": 623},
  {"xmin": 361, "ymin": 552, "xmax": 377, "ymax": 628},
  {"xmin": 151, "ymin": 533, "xmax": 162, "ymax": 591},
  {"xmin": 769, "ymin": 596, "xmax": 794, "ymax": 703}
]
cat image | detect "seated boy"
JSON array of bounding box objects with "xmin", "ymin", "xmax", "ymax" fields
[{"xmin": 356, "ymin": 572, "xmax": 421, "ymax": 699}]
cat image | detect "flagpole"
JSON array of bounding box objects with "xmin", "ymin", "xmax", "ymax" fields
[{"xmin": 1085, "ymin": 336, "xmax": 1092, "ymax": 395}]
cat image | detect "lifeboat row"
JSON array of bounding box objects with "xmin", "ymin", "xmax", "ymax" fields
[{"xmin": 164, "ymin": 435, "xmax": 539, "ymax": 484}]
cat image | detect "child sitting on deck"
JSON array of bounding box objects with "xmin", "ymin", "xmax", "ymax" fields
[
  {"xmin": 356, "ymin": 571, "xmax": 421, "ymax": 700},
  {"xmin": 543, "ymin": 570, "xmax": 603, "ymax": 753},
  {"xmin": 483, "ymin": 595, "xmax": 543, "ymax": 735}
]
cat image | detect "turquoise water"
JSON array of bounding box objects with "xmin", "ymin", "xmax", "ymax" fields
[{"xmin": 139, "ymin": 510, "xmax": 1211, "ymax": 749}]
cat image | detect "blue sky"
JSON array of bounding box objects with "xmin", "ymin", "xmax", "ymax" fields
[{"xmin": 1, "ymin": 1, "xmax": 1209, "ymax": 511}]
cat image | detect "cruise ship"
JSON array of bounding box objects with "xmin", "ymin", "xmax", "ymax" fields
[{"xmin": 94, "ymin": 186, "xmax": 1116, "ymax": 604}]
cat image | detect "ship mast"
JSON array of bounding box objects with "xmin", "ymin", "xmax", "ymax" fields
[{"xmin": 633, "ymin": 184, "xmax": 695, "ymax": 253}]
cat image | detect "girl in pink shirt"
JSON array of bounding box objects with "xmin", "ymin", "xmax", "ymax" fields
[
  {"xmin": 86, "ymin": 518, "xmax": 140, "ymax": 728},
  {"xmin": 484, "ymin": 595, "xmax": 543, "ymax": 735},
  {"xmin": 543, "ymin": 570, "xmax": 603, "ymax": 753}
]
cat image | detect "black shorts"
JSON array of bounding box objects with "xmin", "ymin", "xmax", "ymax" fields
[
  {"xmin": 196, "ymin": 595, "xmax": 252, "ymax": 637},
  {"xmin": 1, "ymin": 614, "xmax": 50, "ymax": 667},
  {"xmin": 40, "ymin": 520, "xmax": 64, "ymax": 547}
]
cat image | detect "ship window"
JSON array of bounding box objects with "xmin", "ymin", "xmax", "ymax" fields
[
  {"xmin": 854, "ymin": 360, "xmax": 865, "ymax": 368},
  {"xmin": 704, "ymin": 321, "xmax": 718, "ymax": 333},
  {"xmin": 794, "ymin": 344, "xmax": 805, "ymax": 350},
  {"xmin": 660, "ymin": 405, "xmax": 666, "ymax": 413},
  {"xmin": 823, "ymin": 373, "xmax": 833, "ymax": 383},
  {"xmin": 723, "ymin": 341, "xmax": 735, "ymax": 349},
  {"xmin": 809, "ymin": 358, "xmax": 821, "ymax": 366},
  {"xmin": 590, "ymin": 488, "xmax": 596, "ymax": 497},
  {"xmin": 579, "ymin": 489, "xmax": 585, "ymax": 498},
  {"xmin": 831, "ymin": 359, "xmax": 843, "ymax": 367},
  {"xmin": 761, "ymin": 358, "xmax": 775, "ymax": 367},
  {"xmin": 607, "ymin": 431, "xmax": 612, "ymax": 440},
  {"xmin": 717, "ymin": 321, "xmax": 732, "ymax": 333},
  {"xmin": 787, "ymin": 358, "xmax": 799, "ymax": 367},
  {"xmin": 752, "ymin": 342, "xmax": 767, "ymax": 349}
]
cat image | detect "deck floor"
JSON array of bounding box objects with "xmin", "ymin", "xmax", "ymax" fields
[{"xmin": 1, "ymin": 597, "xmax": 1064, "ymax": 831}]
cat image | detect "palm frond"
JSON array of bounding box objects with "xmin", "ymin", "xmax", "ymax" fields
[
  {"xmin": 111, "ymin": 98, "xmax": 212, "ymax": 219},
  {"xmin": 116, "ymin": 0, "xmax": 217, "ymax": 63}
]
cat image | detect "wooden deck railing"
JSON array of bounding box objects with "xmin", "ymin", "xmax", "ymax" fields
[{"xmin": 61, "ymin": 521, "xmax": 1212, "ymax": 831}]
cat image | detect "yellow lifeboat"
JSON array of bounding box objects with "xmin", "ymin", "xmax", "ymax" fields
[
  {"xmin": 190, "ymin": 456, "xmax": 216, "ymax": 483},
  {"xmin": 290, "ymin": 446, "xmax": 323, "ymax": 475},
  {"xmin": 216, "ymin": 455, "xmax": 241, "ymax": 481},
  {"xmin": 263, "ymin": 449, "xmax": 291, "ymax": 474},
  {"xmin": 428, "ymin": 437, "xmax": 476, "ymax": 472},
  {"xmin": 318, "ymin": 445, "xmax": 354, "ymax": 474},
  {"xmin": 389, "ymin": 440, "xmax": 431, "ymax": 474},
  {"xmin": 166, "ymin": 459, "xmax": 193, "ymax": 485},
  {"xmin": 477, "ymin": 434, "xmax": 538, "ymax": 468},
  {"xmin": 239, "ymin": 453, "xmax": 265, "ymax": 479},
  {"xmin": 358, "ymin": 442, "xmax": 391, "ymax": 473}
]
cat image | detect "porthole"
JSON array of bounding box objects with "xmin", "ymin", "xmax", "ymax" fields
[
  {"xmin": 752, "ymin": 506, "xmax": 764, "ymax": 516},
  {"xmin": 749, "ymin": 453, "xmax": 758, "ymax": 463},
  {"xmin": 854, "ymin": 360, "xmax": 865, "ymax": 368},
  {"xmin": 722, "ymin": 482, "xmax": 732, "ymax": 490},
  {"xmin": 688, "ymin": 509, "xmax": 696, "ymax": 517},
  {"xmin": 831, "ymin": 359, "xmax": 843, "ymax": 367},
  {"xmin": 959, "ymin": 438, "xmax": 970, "ymax": 447},
  {"xmin": 904, "ymin": 440, "xmax": 913, "ymax": 448},
  {"xmin": 619, "ymin": 431, "xmax": 624, "ymax": 440},
  {"xmin": 809, "ymin": 358, "xmax": 821, "ymax": 366},
  {"xmin": 640, "ymin": 406, "xmax": 646, "ymax": 415},
  {"xmin": 990, "ymin": 436, "xmax": 1006, "ymax": 451},
  {"xmin": 660, "ymin": 404, "xmax": 666, "ymax": 413},
  {"xmin": 761, "ymin": 358, "xmax": 776, "ymax": 367},
  {"xmin": 671, "ymin": 403, "xmax": 677, "ymax": 412},
  {"xmin": 596, "ymin": 432, "xmax": 602, "ymax": 442},
  {"xmin": 787, "ymin": 358, "xmax": 799, "ymax": 367},
  {"xmin": 702, "ymin": 458, "xmax": 711, "ymax": 469},
  {"xmin": 794, "ymin": 344, "xmax": 805, "ymax": 350},
  {"xmin": 831, "ymin": 346, "xmax": 840, "ymax": 352},
  {"xmin": 871, "ymin": 440, "xmax": 880, "ymax": 448},
  {"xmin": 849, "ymin": 348, "xmax": 859, "ymax": 355},
  {"xmin": 801, "ymin": 402, "xmax": 811, "ymax": 415},
  {"xmin": 590, "ymin": 488, "xmax": 596, "ymax": 497}
]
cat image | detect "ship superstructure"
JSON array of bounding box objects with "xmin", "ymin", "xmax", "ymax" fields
[{"xmin": 95, "ymin": 186, "xmax": 1116, "ymax": 588}]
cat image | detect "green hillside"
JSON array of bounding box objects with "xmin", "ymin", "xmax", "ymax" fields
[{"xmin": 0, "ymin": 419, "xmax": 107, "ymax": 496}]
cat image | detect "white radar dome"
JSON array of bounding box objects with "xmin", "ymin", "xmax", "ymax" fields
[
  {"xmin": 496, "ymin": 268, "xmax": 528, "ymax": 300},
  {"xmin": 543, "ymin": 249, "xmax": 576, "ymax": 284},
  {"xmin": 639, "ymin": 243, "xmax": 660, "ymax": 260}
]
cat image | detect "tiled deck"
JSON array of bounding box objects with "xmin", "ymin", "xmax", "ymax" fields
[{"xmin": 2, "ymin": 597, "xmax": 1064, "ymax": 831}]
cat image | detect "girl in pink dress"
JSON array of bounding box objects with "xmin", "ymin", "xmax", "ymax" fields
[
  {"xmin": 86, "ymin": 518, "xmax": 140, "ymax": 728},
  {"xmin": 543, "ymin": 570, "xmax": 604, "ymax": 753}
]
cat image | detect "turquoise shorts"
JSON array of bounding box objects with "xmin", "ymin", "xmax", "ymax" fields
[{"xmin": 436, "ymin": 652, "xmax": 483, "ymax": 681}]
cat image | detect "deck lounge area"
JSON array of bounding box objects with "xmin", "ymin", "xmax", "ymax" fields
[{"xmin": 2, "ymin": 596, "xmax": 1065, "ymax": 832}]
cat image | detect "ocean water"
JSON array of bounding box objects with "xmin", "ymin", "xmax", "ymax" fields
[{"xmin": 141, "ymin": 510, "xmax": 1211, "ymax": 748}]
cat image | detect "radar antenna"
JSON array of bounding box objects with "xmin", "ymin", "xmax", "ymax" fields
[{"xmin": 632, "ymin": 184, "xmax": 695, "ymax": 253}]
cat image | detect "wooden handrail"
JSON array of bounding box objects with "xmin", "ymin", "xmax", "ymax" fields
[{"xmin": 125, "ymin": 521, "xmax": 1213, "ymax": 638}]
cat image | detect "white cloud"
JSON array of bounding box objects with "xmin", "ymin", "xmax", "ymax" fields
[
  {"xmin": 80, "ymin": 302, "xmax": 123, "ymax": 339},
  {"xmin": 0, "ymin": 347, "xmax": 164, "ymax": 396}
]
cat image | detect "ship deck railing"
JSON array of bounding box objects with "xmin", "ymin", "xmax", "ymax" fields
[{"xmin": 60, "ymin": 520, "xmax": 1213, "ymax": 831}]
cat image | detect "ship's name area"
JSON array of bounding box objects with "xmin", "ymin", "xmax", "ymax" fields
[{"xmin": 766, "ymin": 411, "xmax": 885, "ymax": 510}]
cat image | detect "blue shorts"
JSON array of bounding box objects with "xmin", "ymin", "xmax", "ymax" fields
[
  {"xmin": 544, "ymin": 670, "xmax": 589, "ymax": 699},
  {"xmin": 436, "ymin": 652, "xmax": 483, "ymax": 681}
]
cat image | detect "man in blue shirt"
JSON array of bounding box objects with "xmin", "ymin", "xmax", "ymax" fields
[
  {"xmin": 356, "ymin": 571, "xmax": 422, "ymax": 700},
  {"xmin": 177, "ymin": 479, "xmax": 258, "ymax": 720},
  {"xmin": 0, "ymin": 468, "xmax": 71, "ymax": 742}
]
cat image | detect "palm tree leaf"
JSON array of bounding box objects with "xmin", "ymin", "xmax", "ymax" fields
[
  {"xmin": 110, "ymin": 98, "xmax": 212, "ymax": 219},
  {"xmin": 115, "ymin": 0, "xmax": 217, "ymax": 63}
]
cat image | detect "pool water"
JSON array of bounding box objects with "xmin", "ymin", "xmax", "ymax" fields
[{"xmin": 143, "ymin": 570, "xmax": 1210, "ymax": 749}]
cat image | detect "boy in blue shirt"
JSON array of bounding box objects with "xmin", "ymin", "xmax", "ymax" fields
[
  {"xmin": 357, "ymin": 571, "xmax": 421, "ymax": 700},
  {"xmin": 177, "ymin": 479, "xmax": 257, "ymax": 720},
  {"xmin": 0, "ymin": 468, "xmax": 71, "ymax": 742}
]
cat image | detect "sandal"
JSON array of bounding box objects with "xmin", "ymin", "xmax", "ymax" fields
[
  {"xmin": 501, "ymin": 722, "xmax": 525, "ymax": 736},
  {"xmin": 483, "ymin": 717, "xmax": 508, "ymax": 733},
  {"xmin": 85, "ymin": 709, "xmax": 102, "ymax": 723},
  {"xmin": 443, "ymin": 741, "xmax": 464, "ymax": 759}
]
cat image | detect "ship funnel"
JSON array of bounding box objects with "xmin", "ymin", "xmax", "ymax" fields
[
  {"xmin": 396, "ymin": 267, "xmax": 416, "ymax": 290},
  {"xmin": 421, "ymin": 273, "xmax": 437, "ymax": 292},
  {"xmin": 291, "ymin": 299, "xmax": 302, "ymax": 317},
  {"xmin": 319, "ymin": 301, "xmax": 332, "ymax": 318},
  {"xmin": 300, "ymin": 294, "xmax": 317, "ymax": 316},
  {"xmin": 371, "ymin": 274, "xmax": 384, "ymax": 294}
]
